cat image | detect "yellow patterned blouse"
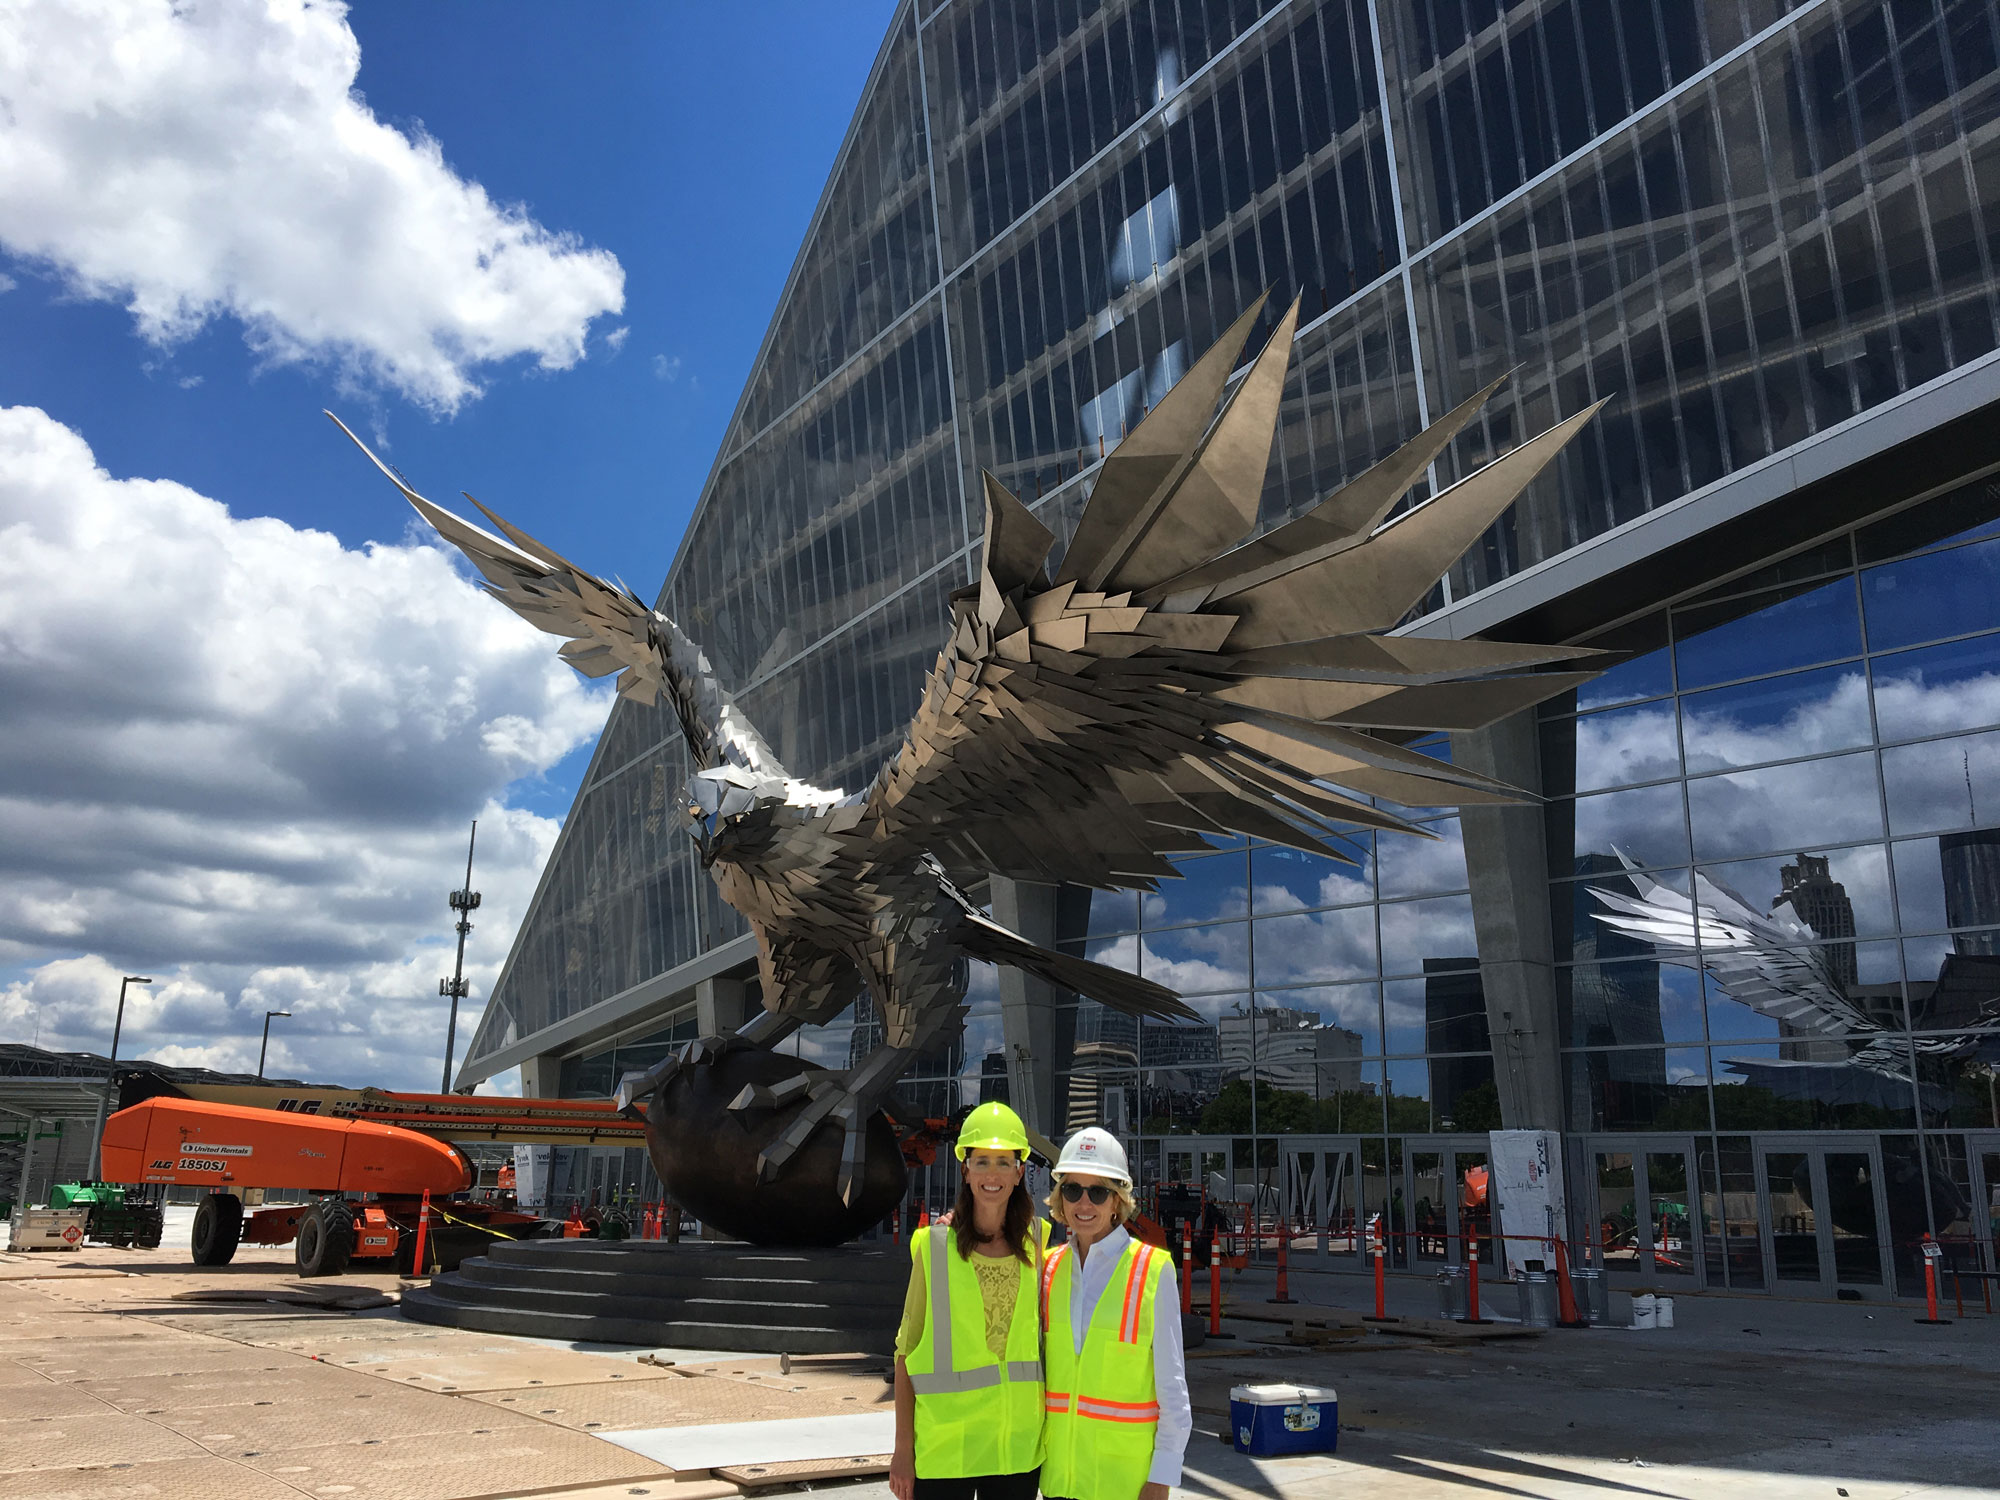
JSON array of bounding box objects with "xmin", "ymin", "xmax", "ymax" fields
[{"xmin": 894, "ymin": 1223, "xmax": 1048, "ymax": 1361}]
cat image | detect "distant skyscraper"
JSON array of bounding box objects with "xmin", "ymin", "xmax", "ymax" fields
[
  {"xmin": 1940, "ymin": 828, "xmax": 2000, "ymax": 955},
  {"xmin": 1779, "ymin": 853, "xmax": 1858, "ymax": 985},
  {"xmin": 1218, "ymin": 1003, "xmax": 1362, "ymax": 1095}
]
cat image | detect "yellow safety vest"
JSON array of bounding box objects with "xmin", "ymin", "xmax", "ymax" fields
[
  {"xmin": 1040, "ymin": 1238, "xmax": 1168, "ymax": 1500},
  {"xmin": 904, "ymin": 1223, "xmax": 1046, "ymax": 1478}
]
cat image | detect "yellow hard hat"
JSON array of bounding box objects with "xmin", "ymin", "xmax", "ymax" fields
[{"xmin": 954, "ymin": 1101, "xmax": 1031, "ymax": 1160}]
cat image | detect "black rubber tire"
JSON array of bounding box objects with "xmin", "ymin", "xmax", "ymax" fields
[
  {"xmin": 191, "ymin": 1193, "xmax": 243, "ymax": 1266},
  {"xmin": 295, "ymin": 1199, "xmax": 356, "ymax": 1278},
  {"xmin": 134, "ymin": 1202, "xmax": 165, "ymax": 1250}
]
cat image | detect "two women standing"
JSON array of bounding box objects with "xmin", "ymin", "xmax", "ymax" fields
[{"xmin": 891, "ymin": 1108, "xmax": 1190, "ymax": 1500}]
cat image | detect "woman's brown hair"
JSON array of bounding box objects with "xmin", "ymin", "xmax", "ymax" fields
[{"xmin": 951, "ymin": 1169, "xmax": 1035, "ymax": 1263}]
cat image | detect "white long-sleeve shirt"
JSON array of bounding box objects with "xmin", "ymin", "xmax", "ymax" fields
[{"xmin": 1056, "ymin": 1225, "xmax": 1191, "ymax": 1488}]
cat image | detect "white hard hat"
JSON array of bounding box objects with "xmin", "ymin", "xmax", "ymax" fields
[{"xmin": 1054, "ymin": 1127, "xmax": 1131, "ymax": 1189}]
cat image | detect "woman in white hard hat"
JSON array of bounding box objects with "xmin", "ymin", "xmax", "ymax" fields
[
  {"xmin": 1039, "ymin": 1127, "xmax": 1190, "ymax": 1500},
  {"xmin": 890, "ymin": 1101, "xmax": 1047, "ymax": 1500}
]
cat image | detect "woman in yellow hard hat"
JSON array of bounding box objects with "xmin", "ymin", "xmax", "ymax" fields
[
  {"xmin": 1038, "ymin": 1127, "xmax": 1189, "ymax": 1500},
  {"xmin": 890, "ymin": 1100, "xmax": 1047, "ymax": 1500}
]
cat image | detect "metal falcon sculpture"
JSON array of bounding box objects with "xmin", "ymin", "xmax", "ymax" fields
[{"xmin": 334, "ymin": 295, "xmax": 1605, "ymax": 1243}]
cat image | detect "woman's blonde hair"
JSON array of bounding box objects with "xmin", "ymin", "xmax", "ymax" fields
[{"xmin": 1046, "ymin": 1175, "xmax": 1137, "ymax": 1229}]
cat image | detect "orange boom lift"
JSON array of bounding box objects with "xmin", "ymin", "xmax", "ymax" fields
[{"xmin": 97, "ymin": 1078, "xmax": 649, "ymax": 1277}]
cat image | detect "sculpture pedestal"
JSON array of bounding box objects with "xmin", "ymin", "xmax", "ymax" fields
[{"xmin": 400, "ymin": 1237, "xmax": 905, "ymax": 1354}]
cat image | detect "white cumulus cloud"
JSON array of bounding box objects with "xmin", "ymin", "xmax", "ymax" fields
[
  {"xmin": 0, "ymin": 406, "xmax": 611, "ymax": 1088},
  {"xmin": 0, "ymin": 0, "xmax": 624, "ymax": 412}
]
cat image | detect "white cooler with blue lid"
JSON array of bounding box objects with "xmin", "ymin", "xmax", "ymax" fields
[{"xmin": 1229, "ymin": 1382, "xmax": 1337, "ymax": 1456}]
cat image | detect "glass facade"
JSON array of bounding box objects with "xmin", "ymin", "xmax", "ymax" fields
[{"xmin": 470, "ymin": 0, "xmax": 2000, "ymax": 1295}]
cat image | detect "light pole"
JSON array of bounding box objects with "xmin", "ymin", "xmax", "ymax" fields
[
  {"xmin": 258, "ymin": 1010, "xmax": 291, "ymax": 1079},
  {"xmin": 87, "ymin": 975, "xmax": 152, "ymax": 1178},
  {"xmin": 439, "ymin": 821, "xmax": 481, "ymax": 1093}
]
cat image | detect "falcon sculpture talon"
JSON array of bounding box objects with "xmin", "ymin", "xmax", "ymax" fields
[{"xmin": 331, "ymin": 290, "xmax": 1607, "ymax": 1246}]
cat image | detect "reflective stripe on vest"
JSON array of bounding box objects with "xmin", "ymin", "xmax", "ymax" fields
[{"xmin": 906, "ymin": 1225, "xmax": 1044, "ymax": 1394}]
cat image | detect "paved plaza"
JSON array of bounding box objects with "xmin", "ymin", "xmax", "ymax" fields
[{"xmin": 1, "ymin": 1210, "xmax": 1994, "ymax": 1500}]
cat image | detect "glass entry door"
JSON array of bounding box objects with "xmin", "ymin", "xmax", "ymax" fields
[
  {"xmin": 1966, "ymin": 1132, "xmax": 2000, "ymax": 1274},
  {"xmin": 1758, "ymin": 1137, "xmax": 1893, "ymax": 1297},
  {"xmin": 1588, "ymin": 1138, "xmax": 1704, "ymax": 1287},
  {"xmin": 1279, "ymin": 1137, "xmax": 1361, "ymax": 1265}
]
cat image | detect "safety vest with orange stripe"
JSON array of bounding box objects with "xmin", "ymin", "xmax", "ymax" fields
[
  {"xmin": 1040, "ymin": 1237, "xmax": 1167, "ymax": 1500},
  {"xmin": 904, "ymin": 1224, "xmax": 1045, "ymax": 1479}
]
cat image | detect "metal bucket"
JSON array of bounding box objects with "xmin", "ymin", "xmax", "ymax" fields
[
  {"xmin": 1572, "ymin": 1266, "xmax": 1609, "ymax": 1325},
  {"xmin": 1516, "ymin": 1271, "xmax": 1555, "ymax": 1329},
  {"xmin": 1436, "ymin": 1264, "xmax": 1468, "ymax": 1320}
]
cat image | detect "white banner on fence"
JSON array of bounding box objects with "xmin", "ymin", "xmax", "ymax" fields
[
  {"xmin": 513, "ymin": 1144, "xmax": 552, "ymax": 1210},
  {"xmin": 1489, "ymin": 1129, "xmax": 1566, "ymax": 1275}
]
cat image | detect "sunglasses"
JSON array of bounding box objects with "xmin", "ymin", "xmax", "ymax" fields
[{"xmin": 1060, "ymin": 1182, "xmax": 1114, "ymax": 1205}]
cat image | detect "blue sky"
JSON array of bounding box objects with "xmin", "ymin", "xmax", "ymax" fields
[{"xmin": 0, "ymin": 1, "xmax": 897, "ymax": 1088}]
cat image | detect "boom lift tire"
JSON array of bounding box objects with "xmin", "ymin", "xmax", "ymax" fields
[
  {"xmin": 295, "ymin": 1199, "xmax": 356, "ymax": 1278},
  {"xmin": 191, "ymin": 1193, "xmax": 244, "ymax": 1266}
]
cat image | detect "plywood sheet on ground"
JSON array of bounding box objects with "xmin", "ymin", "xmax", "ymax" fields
[
  {"xmin": 350, "ymin": 1347, "xmax": 674, "ymax": 1394},
  {"xmin": 77, "ymin": 1360, "xmax": 386, "ymax": 1413},
  {"xmin": 0, "ymin": 1412, "xmax": 210, "ymax": 1475},
  {"xmin": 469, "ymin": 1375, "xmax": 863, "ymax": 1432},
  {"xmin": 683, "ymin": 1366, "xmax": 891, "ymax": 1408},
  {"xmin": 599, "ymin": 1412, "xmax": 899, "ymax": 1471},
  {"xmin": 0, "ymin": 1455, "xmax": 316, "ymax": 1500},
  {"xmin": 2, "ymin": 1383, "xmax": 120, "ymax": 1420},
  {"xmin": 529, "ymin": 1482, "xmax": 739, "ymax": 1500},
  {"xmin": 715, "ymin": 1454, "xmax": 891, "ymax": 1486},
  {"xmin": 235, "ymin": 1423, "xmax": 672, "ymax": 1500},
  {"xmin": 153, "ymin": 1390, "xmax": 542, "ymax": 1453}
]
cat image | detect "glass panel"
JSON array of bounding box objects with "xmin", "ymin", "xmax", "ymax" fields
[
  {"xmin": 1376, "ymin": 819, "xmax": 1468, "ymax": 898},
  {"xmin": 1142, "ymin": 850, "xmax": 1250, "ymax": 926},
  {"xmin": 1822, "ymin": 1151, "xmax": 1884, "ymax": 1285},
  {"xmin": 1254, "ymin": 983, "xmax": 1382, "ymax": 1058},
  {"xmin": 1563, "ymin": 1047, "xmax": 1711, "ymax": 1132},
  {"xmin": 1712, "ymin": 1043, "xmax": 1917, "ymax": 1130},
  {"xmin": 1559, "ymin": 956, "xmax": 1703, "ymax": 1048},
  {"xmin": 1547, "ymin": 699, "xmax": 1682, "ymax": 794},
  {"xmin": 1686, "ymin": 752, "xmax": 1883, "ymax": 862},
  {"xmin": 1711, "ymin": 1137, "xmax": 1763, "ymax": 1290},
  {"xmin": 1596, "ymin": 1152, "xmax": 1640, "ymax": 1274},
  {"xmin": 1574, "ymin": 617, "xmax": 1674, "ymax": 711},
  {"xmin": 1140, "ymin": 1068, "xmax": 1231, "ymax": 1136},
  {"xmin": 1983, "ymin": 1154, "xmax": 2000, "ymax": 1271},
  {"xmin": 1084, "ymin": 888, "xmax": 1141, "ymax": 937},
  {"xmin": 1251, "ymin": 907, "xmax": 1377, "ymax": 986},
  {"xmin": 1699, "ymin": 845, "xmax": 1894, "ymax": 941},
  {"xmin": 1643, "ymin": 1152, "xmax": 1696, "ymax": 1278},
  {"xmin": 1379, "ymin": 895, "xmax": 1477, "ymax": 977},
  {"xmin": 1679, "ymin": 664, "xmax": 1873, "ymax": 774},
  {"xmin": 1409, "ymin": 1151, "xmax": 1448, "ymax": 1266},
  {"xmin": 1385, "ymin": 1059, "xmax": 1435, "ymax": 1134},
  {"xmin": 1764, "ymin": 1150, "xmax": 1820, "ymax": 1282},
  {"xmin": 1673, "ymin": 578, "xmax": 1862, "ymax": 691},
  {"xmin": 1870, "ymin": 633, "xmax": 2000, "ymax": 742},
  {"xmin": 1857, "ymin": 477, "xmax": 2000, "ymax": 563},
  {"xmin": 1249, "ymin": 840, "xmax": 1373, "ymax": 915},
  {"xmin": 1552, "ymin": 781, "xmax": 1691, "ymax": 875},
  {"xmin": 1883, "ymin": 727, "xmax": 2000, "ymax": 838},
  {"xmin": 1882, "ymin": 1136, "xmax": 1933, "ymax": 1297},
  {"xmin": 1862, "ymin": 535, "xmax": 2000, "ymax": 652},
  {"xmin": 1143, "ymin": 920, "xmax": 1249, "ymax": 992},
  {"xmin": 1457, "ymin": 1150, "xmax": 1494, "ymax": 1265}
]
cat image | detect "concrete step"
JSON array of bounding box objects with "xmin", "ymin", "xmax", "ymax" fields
[
  {"xmin": 452, "ymin": 1256, "xmax": 906, "ymax": 1309},
  {"xmin": 422, "ymin": 1273, "xmax": 894, "ymax": 1332},
  {"xmin": 399, "ymin": 1283, "xmax": 885, "ymax": 1355},
  {"xmin": 398, "ymin": 1237, "xmax": 905, "ymax": 1353}
]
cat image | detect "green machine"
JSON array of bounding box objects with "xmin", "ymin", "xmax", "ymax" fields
[{"xmin": 49, "ymin": 1182, "xmax": 165, "ymax": 1249}]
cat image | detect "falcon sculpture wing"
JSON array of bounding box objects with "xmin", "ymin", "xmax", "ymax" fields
[{"xmin": 851, "ymin": 294, "xmax": 1607, "ymax": 888}]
